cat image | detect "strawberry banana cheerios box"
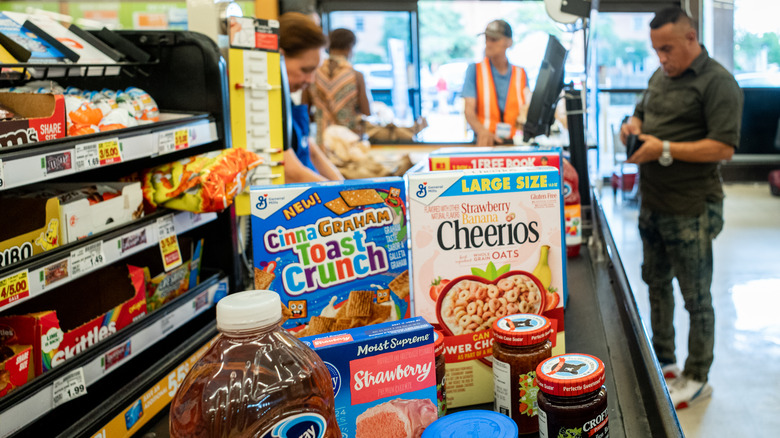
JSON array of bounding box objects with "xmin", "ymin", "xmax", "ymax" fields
[
  {"xmin": 250, "ymin": 178, "xmax": 410, "ymax": 336},
  {"xmin": 407, "ymin": 167, "xmax": 567, "ymax": 408},
  {"xmin": 300, "ymin": 317, "xmax": 438, "ymax": 438}
]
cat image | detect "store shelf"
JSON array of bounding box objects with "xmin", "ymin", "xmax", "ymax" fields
[
  {"xmin": 0, "ymin": 272, "xmax": 228, "ymax": 437},
  {"xmin": 59, "ymin": 324, "xmax": 218, "ymax": 438},
  {"xmin": 0, "ymin": 113, "xmax": 218, "ymax": 191},
  {"xmin": 0, "ymin": 209, "xmax": 217, "ymax": 313},
  {"xmin": 0, "ymin": 61, "xmax": 158, "ymax": 84}
]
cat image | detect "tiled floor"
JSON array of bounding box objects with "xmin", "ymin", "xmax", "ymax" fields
[{"xmin": 598, "ymin": 182, "xmax": 780, "ymax": 437}]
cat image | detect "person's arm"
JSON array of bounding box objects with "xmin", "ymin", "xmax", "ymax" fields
[
  {"xmin": 308, "ymin": 139, "xmax": 344, "ymax": 180},
  {"xmin": 355, "ymin": 71, "xmax": 371, "ymax": 116},
  {"xmin": 464, "ymin": 97, "xmax": 501, "ymax": 146},
  {"xmin": 301, "ymin": 85, "xmax": 312, "ymax": 106},
  {"xmin": 626, "ymin": 136, "xmax": 734, "ymax": 164},
  {"xmin": 626, "ymin": 72, "xmax": 742, "ymax": 164},
  {"xmin": 517, "ymin": 83, "xmax": 532, "ymax": 129},
  {"xmin": 283, "ymin": 149, "xmax": 328, "ymax": 183}
]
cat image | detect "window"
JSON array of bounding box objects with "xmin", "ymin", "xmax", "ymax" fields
[
  {"xmin": 417, "ymin": 0, "xmax": 586, "ymax": 143},
  {"xmin": 327, "ymin": 10, "xmax": 418, "ymax": 125},
  {"xmin": 590, "ymin": 12, "xmax": 657, "ymax": 176},
  {"xmin": 733, "ymin": 0, "xmax": 780, "ymax": 87}
]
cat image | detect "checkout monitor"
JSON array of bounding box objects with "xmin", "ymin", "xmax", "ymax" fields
[{"xmin": 523, "ymin": 35, "xmax": 568, "ymax": 143}]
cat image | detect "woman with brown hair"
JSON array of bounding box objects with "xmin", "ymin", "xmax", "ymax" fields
[{"xmin": 279, "ymin": 12, "xmax": 343, "ymax": 183}]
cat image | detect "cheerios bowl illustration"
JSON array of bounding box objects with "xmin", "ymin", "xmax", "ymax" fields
[{"xmin": 435, "ymin": 270, "xmax": 546, "ymax": 338}]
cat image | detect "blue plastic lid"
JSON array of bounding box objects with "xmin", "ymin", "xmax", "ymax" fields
[{"xmin": 421, "ymin": 410, "xmax": 518, "ymax": 438}]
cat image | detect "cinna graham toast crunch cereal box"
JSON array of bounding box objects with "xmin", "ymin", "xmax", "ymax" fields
[
  {"xmin": 407, "ymin": 167, "xmax": 567, "ymax": 408},
  {"xmin": 250, "ymin": 178, "xmax": 410, "ymax": 336}
]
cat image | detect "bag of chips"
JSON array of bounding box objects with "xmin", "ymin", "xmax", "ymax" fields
[{"xmin": 142, "ymin": 149, "xmax": 263, "ymax": 213}]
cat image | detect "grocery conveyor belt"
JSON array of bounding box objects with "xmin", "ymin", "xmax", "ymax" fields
[
  {"xmin": 121, "ymin": 197, "xmax": 686, "ymax": 438},
  {"xmin": 555, "ymin": 197, "xmax": 683, "ymax": 437},
  {"xmin": 448, "ymin": 197, "xmax": 684, "ymax": 437}
]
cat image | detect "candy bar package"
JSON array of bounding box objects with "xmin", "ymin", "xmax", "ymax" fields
[{"xmin": 250, "ymin": 178, "xmax": 410, "ymax": 336}]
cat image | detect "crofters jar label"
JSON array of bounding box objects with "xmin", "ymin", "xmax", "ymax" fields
[
  {"xmin": 538, "ymin": 407, "xmax": 609, "ymax": 438},
  {"xmin": 496, "ymin": 314, "xmax": 547, "ymax": 333},
  {"xmin": 539, "ymin": 354, "xmax": 599, "ymax": 380}
]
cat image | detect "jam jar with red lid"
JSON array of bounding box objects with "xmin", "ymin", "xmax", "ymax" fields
[
  {"xmin": 535, "ymin": 353, "xmax": 609, "ymax": 438},
  {"xmin": 491, "ymin": 314, "xmax": 553, "ymax": 435},
  {"xmin": 433, "ymin": 329, "xmax": 447, "ymax": 417}
]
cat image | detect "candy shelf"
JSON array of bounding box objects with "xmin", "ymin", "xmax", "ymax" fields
[
  {"xmin": 58, "ymin": 322, "xmax": 218, "ymax": 438},
  {"xmin": 0, "ymin": 272, "xmax": 228, "ymax": 437},
  {"xmin": 0, "ymin": 209, "xmax": 217, "ymax": 313},
  {"xmin": 0, "ymin": 30, "xmax": 243, "ymax": 437},
  {"xmin": 0, "ymin": 60, "xmax": 159, "ymax": 84},
  {"xmin": 0, "ymin": 113, "xmax": 218, "ymax": 191}
]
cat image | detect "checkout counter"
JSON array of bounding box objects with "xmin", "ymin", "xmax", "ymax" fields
[{"xmin": 50, "ymin": 158, "xmax": 685, "ymax": 438}]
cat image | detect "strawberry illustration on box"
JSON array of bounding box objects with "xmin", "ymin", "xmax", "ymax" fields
[{"xmin": 407, "ymin": 167, "xmax": 567, "ymax": 408}]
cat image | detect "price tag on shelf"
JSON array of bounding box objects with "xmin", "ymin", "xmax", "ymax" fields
[
  {"xmin": 98, "ymin": 138, "xmax": 122, "ymax": 166},
  {"xmin": 52, "ymin": 367, "xmax": 87, "ymax": 407},
  {"xmin": 161, "ymin": 313, "xmax": 176, "ymax": 335},
  {"xmin": 0, "ymin": 158, "xmax": 5, "ymax": 189},
  {"xmin": 158, "ymin": 128, "xmax": 190, "ymax": 155},
  {"xmin": 157, "ymin": 215, "xmax": 182, "ymax": 272},
  {"xmin": 69, "ymin": 241, "xmax": 106, "ymax": 277},
  {"xmin": 75, "ymin": 142, "xmax": 100, "ymax": 171},
  {"xmin": 0, "ymin": 269, "xmax": 30, "ymax": 309},
  {"xmin": 174, "ymin": 129, "xmax": 190, "ymax": 150},
  {"xmin": 156, "ymin": 214, "xmax": 177, "ymax": 239}
]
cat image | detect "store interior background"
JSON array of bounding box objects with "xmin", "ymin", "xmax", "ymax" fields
[{"xmin": 2, "ymin": 0, "xmax": 777, "ymax": 436}]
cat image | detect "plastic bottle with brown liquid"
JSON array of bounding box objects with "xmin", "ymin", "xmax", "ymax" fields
[{"xmin": 169, "ymin": 290, "xmax": 340, "ymax": 438}]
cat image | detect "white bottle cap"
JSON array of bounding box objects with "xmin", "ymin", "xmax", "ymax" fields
[{"xmin": 216, "ymin": 290, "xmax": 282, "ymax": 331}]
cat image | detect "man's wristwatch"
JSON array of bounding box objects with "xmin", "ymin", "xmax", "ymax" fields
[{"xmin": 659, "ymin": 140, "xmax": 673, "ymax": 166}]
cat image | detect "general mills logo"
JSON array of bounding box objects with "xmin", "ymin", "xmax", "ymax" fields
[
  {"xmin": 416, "ymin": 182, "xmax": 428, "ymax": 198},
  {"xmin": 256, "ymin": 194, "xmax": 268, "ymax": 210}
]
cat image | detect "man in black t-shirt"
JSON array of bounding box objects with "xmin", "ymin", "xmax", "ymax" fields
[{"xmin": 620, "ymin": 6, "xmax": 742, "ymax": 410}]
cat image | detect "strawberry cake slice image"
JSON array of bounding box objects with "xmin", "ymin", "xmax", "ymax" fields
[{"xmin": 355, "ymin": 398, "xmax": 438, "ymax": 438}]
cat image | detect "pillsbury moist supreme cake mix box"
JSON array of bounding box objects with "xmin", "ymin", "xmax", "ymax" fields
[
  {"xmin": 250, "ymin": 178, "xmax": 410, "ymax": 336},
  {"xmin": 301, "ymin": 317, "xmax": 438, "ymax": 438},
  {"xmin": 407, "ymin": 167, "xmax": 567, "ymax": 408}
]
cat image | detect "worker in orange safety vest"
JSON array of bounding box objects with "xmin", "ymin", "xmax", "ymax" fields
[{"xmin": 463, "ymin": 20, "xmax": 531, "ymax": 146}]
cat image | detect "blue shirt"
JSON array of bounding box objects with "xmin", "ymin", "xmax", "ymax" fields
[{"xmin": 462, "ymin": 61, "xmax": 513, "ymax": 114}]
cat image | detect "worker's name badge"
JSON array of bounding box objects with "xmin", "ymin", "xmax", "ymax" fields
[{"xmin": 496, "ymin": 122, "xmax": 512, "ymax": 139}]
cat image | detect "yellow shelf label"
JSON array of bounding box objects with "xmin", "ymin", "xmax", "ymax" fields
[
  {"xmin": 98, "ymin": 139, "xmax": 122, "ymax": 166},
  {"xmin": 0, "ymin": 269, "xmax": 30, "ymax": 308}
]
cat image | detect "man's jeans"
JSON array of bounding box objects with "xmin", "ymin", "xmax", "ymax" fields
[{"xmin": 638, "ymin": 201, "xmax": 723, "ymax": 382}]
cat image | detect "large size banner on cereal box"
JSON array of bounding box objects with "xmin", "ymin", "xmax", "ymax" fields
[
  {"xmin": 250, "ymin": 178, "xmax": 410, "ymax": 336},
  {"xmin": 407, "ymin": 167, "xmax": 567, "ymax": 408}
]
